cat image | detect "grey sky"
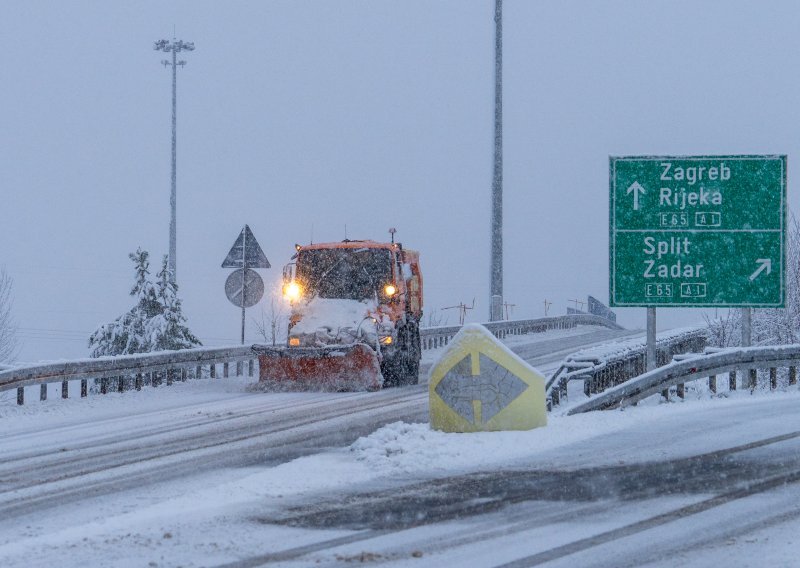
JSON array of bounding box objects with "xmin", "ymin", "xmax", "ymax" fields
[{"xmin": 2, "ymin": 1, "xmax": 799, "ymax": 360}]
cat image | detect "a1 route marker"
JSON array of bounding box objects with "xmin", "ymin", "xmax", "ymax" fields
[{"xmin": 609, "ymin": 155, "xmax": 786, "ymax": 307}]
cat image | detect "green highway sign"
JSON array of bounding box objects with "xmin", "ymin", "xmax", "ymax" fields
[{"xmin": 610, "ymin": 155, "xmax": 786, "ymax": 307}]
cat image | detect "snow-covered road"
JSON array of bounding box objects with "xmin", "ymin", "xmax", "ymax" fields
[{"xmin": 4, "ymin": 325, "xmax": 800, "ymax": 567}]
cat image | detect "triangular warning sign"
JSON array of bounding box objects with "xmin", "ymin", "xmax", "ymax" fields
[{"xmin": 222, "ymin": 225, "xmax": 271, "ymax": 269}]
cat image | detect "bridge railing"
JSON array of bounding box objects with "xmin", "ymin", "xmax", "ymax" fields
[
  {"xmin": 547, "ymin": 327, "xmax": 707, "ymax": 409},
  {"xmin": 0, "ymin": 346, "xmax": 257, "ymax": 406},
  {"xmin": 420, "ymin": 314, "xmax": 623, "ymax": 350},
  {"xmin": 1, "ymin": 313, "xmax": 622, "ymax": 406},
  {"xmin": 568, "ymin": 344, "xmax": 800, "ymax": 414}
]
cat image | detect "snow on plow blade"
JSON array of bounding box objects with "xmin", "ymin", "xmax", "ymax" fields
[{"xmin": 253, "ymin": 343, "xmax": 384, "ymax": 391}]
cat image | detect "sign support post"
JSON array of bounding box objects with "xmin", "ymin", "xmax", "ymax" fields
[
  {"xmin": 647, "ymin": 307, "xmax": 656, "ymax": 371},
  {"xmin": 741, "ymin": 307, "xmax": 752, "ymax": 347},
  {"xmin": 741, "ymin": 306, "xmax": 755, "ymax": 389},
  {"xmin": 240, "ymin": 228, "xmax": 247, "ymax": 345}
]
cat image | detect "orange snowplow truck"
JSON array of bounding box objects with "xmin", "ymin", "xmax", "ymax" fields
[{"xmin": 255, "ymin": 239, "xmax": 423, "ymax": 390}]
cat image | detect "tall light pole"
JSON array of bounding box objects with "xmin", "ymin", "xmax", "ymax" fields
[
  {"xmin": 490, "ymin": 0, "xmax": 504, "ymax": 321},
  {"xmin": 154, "ymin": 37, "xmax": 195, "ymax": 284}
]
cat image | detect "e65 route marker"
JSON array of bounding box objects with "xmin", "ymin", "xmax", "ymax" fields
[{"xmin": 609, "ymin": 155, "xmax": 786, "ymax": 308}]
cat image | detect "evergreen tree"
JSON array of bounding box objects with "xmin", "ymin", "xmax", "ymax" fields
[
  {"xmin": 89, "ymin": 249, "xmax": 201, "ymax": 357},
  {"xmin": 150, "ymin": 255, "xmax": 201, "ymax": 351}
]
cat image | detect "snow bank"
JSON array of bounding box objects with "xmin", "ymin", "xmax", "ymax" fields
[{"xmin": 348, "ymin": 413, "xmax": 629, "ymax": 476}]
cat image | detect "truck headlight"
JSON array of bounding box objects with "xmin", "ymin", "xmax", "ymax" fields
[{"xmin": 283, "ymin": 281, "xmax": 302, "ymax": 301}]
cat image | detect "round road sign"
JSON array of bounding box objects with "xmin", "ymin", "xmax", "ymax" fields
[{"xmin": 225, "ymin": 268, "xmax": 264, "ymax": 308}]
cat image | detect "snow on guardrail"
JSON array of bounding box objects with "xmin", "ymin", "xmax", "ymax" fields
[
  {"xmin": 567, "ymin": 343, "xmax": 800, "ymax": 414},
  {"xmin": 547, "ymin": 326, "xmax": 707, "ymax": 409},
  {"xmin": 420, "ymin": 314, "xmax": 622, "ymax": 350}
]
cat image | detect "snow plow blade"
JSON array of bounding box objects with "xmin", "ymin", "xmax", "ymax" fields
[{"xmin": 253, "ymin": 344, "xmax": 384, "ymax": 391}]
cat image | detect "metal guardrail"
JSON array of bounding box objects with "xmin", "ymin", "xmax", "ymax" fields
[
  {"xmin": 420, "ymin": 314, "xmax": 623, "ymax": 350},
  {"xmin": 0, "ymin": 346, "xmax": 257, "ymax": 405},
  {"xmin": 547, "ymin": 328, "xmax": 707, "ymax": 409},
  {"xmin": 568, "ymin": 344, "xmax": 800, "ymax": 414},
  {"xmin": 1, "ymin": 313, "xmax": 621, "ymax": 406}
]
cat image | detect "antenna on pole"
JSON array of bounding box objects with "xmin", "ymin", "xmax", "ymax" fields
[{"xmin": 443, "ymin": 299, "xmax": 476, "ymax": 326}]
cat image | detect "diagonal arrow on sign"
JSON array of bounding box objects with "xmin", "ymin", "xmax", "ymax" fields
[
  {"xmin": 434, "ymin": 353, "xmax": 529, "ymax": 424},
  {"xmin": 749, "ymin": 258, "xmax": 772, "ymax": 281}
]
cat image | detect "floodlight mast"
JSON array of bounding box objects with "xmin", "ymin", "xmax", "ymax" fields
[
  {"xmin": 490, "ymin": 0, "xmax": 503, "ymax": 321},
  {"xmin": 154, "ymin": 38, "xmax": 194, "ymax": 284}
]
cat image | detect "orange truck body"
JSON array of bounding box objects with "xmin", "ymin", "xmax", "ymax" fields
[{"xmin": 256, "ymin": 239, "xmax": 423, "ymax": 390}]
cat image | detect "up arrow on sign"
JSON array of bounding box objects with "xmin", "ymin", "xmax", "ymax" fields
[{"xmin": 626, "ymin": 181, "xmax": 646, "ymax": 211}]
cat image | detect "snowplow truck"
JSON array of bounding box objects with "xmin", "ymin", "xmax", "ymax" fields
[{"xmin": 255, "ymin": 239, "xmax": 423, "ymax": 390}]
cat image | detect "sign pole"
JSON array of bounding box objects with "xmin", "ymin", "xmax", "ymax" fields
[
  {"xmin": 646, "ymin": 307, "xmax": 656, "ymax": 371},
  {"xmin": 741, "ymin": 306, "xmax": 754, "ymax": 389},
  {"xmin": 741, "ymin": 307, "xmax": 752, "ymax": 347},
  {"xmin": 240, "ymin": 228, "xmax": 247, "ymax": 345}
]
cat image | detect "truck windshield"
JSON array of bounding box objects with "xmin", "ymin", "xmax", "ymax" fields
[{"xmin": 298, "ymin": 248, "xmax": 392, "ymax": 301}]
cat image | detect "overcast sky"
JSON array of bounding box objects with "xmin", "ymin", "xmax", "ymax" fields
[{"xmin": 3, "ymin": 0, "xmax": 800, "ymax": 361}]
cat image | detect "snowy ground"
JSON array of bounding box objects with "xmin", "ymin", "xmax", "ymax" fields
[{"xmin": 2, "ymin": 326, "xmax": 799, "ymax": 567}]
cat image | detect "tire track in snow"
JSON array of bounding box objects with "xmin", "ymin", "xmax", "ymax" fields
[
  {"xmin": 219, "ymin": 431, "xmax": 800, "ymax": 567},
  {"xmin": 0, "ymin": 327, "xmax": 634, "ymax": 523},
  {"xmin": 0, "ymin": 390, "xmax": 425, "ymax": 519}
]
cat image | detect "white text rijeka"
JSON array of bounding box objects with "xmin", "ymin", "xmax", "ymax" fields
[
  {"xmin": 660, "ymin": 162, "xmax": 730, "ymax": 185},
  {"xmin": 659, "ymin": 187, "xmax": 722, "ymax": 209}
]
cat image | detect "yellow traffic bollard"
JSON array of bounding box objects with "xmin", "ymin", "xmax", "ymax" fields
[{"xmin": 429, "ymin": 324, "xmax": 547, "ymax": 432}]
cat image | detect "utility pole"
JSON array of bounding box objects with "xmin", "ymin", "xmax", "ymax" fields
[
  {"xmin": 490, "ymin": 0, "xmax": 504, "ymax": 321},
  {"xmin": 154, "ymin": 37, "xmax": 195, "ymax": 284}
]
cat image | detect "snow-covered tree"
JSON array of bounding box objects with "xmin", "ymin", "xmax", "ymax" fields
[
  {"xmin": 150, "ymin": 255, "xmax": 201, "ymax": 351},
  {"xmin": 88, "ymin": 249, "xmax": 200, "ymax": 357},
  {"xmin": 0, "ymin": 269, "xmax": 18, "ymax": 363}
]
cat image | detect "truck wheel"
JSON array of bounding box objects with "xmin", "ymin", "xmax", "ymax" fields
[
  {"xmin": 380, "ymin": 323, "xmax": 420, "ymax": 387},
  {"xmin": 405, "ymin": 324, "xmax": 421, "ymax": 385}
]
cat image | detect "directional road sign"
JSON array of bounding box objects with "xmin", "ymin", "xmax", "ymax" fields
[
  {"xmin": 610, "ymin": 155, "xmax": 786, "ymax": 307},
  {"xmin": 222, "ymin": 225, "xmax": 270, "ymax": 344},
  {"xmin": 429, "ymin": 324, "xmax": 546, "ymax": 432}
]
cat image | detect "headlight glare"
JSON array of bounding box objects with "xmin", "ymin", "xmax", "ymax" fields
[{"xmin": 283, "ymin": 281, "xmax": 302, "ymax": 301}]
